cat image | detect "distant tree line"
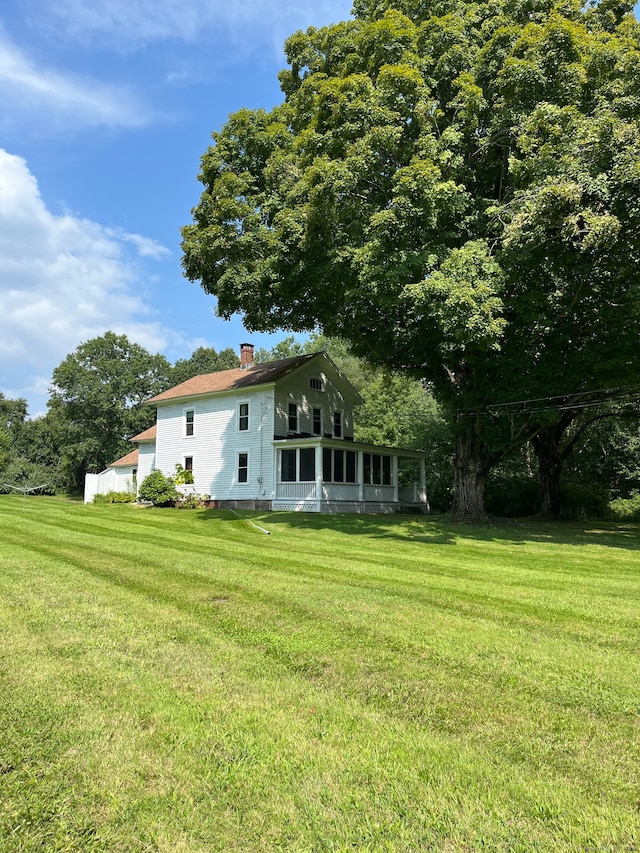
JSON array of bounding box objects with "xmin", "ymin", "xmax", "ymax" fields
[{"xmin": 2, "ymin": 330, "xmax": 640, "ymax": 518}]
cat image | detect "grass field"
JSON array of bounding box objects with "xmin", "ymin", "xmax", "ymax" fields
[{"xmin": 0, "ymin": 496, "xmax": 638, "ymax": 852}]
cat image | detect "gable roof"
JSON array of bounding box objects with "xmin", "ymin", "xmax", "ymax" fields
[
  {"xmin": 110, "ymin": 448, "xmax": 139, "ymax": 468},
  {"xmin": 130, "ymin": 425, "xmax": 157, "ymax": 442},
  {"xmin": 146, "ymin": 352, "xmax": 328, "ymax": 404}
]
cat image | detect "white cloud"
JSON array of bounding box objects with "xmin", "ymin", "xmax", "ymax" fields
[
  {"xmin": 0, "ymin": 26, "xmax": 148, "ymax": 130},
  {"xmin": 35, "ymin": 0, "xmax": 353, "ymax": 47},
  {"xmin": 0, "ymin": 149, "xmax": 174, "ymax": 414}
]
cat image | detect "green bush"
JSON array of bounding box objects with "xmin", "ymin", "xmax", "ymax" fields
[
  {"xmin": 178, "ymin": 493, "xmax": 205, "ymax": 510},
  {"xmin": 608, "ymin": 492, "xmax": 640, "ymax": 521},
  {"xmin": 93, "ymin": 491, "xmax": 136, "ymax": 505},
  {"xmin": 138, "ymin": 470, "xmax": 179, "ymax": 506},
  {"xmin": 559, "ymin": 481, "xmax": 609, "ymax": 520}
]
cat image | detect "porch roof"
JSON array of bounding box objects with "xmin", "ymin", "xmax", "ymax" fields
[{"xmin": 272, "ymin": 436, "xmax": 428, "ymax": 460}]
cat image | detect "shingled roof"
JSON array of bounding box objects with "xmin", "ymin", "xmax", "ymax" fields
[
  {"xmin": 130, "ymin": 425, "xmax": 157, "ymax": 442},
  {"xmin": 146, "ymin": 352, "xmax": 321, "ymax": 404},
  {"xmin": 110, "ymin": 448, "xmax": 139, "ymax": 467}
]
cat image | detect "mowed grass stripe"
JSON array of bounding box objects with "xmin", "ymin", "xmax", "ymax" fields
[{"xmin": 0, "ymin": 496, "xmax": 638, "ymax": 851}]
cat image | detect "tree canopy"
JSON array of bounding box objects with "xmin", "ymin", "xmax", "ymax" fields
[
  {"xmin": 48, "ymin": 332, "xmax": 172, "ymax": 492},
  {"xmin": 182, "ymin": 0, "xmax": 640, "ymax": 518}
]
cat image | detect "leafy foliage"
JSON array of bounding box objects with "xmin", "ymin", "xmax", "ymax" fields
[
  {"xmin": 93, "ymin": 491, "xmax": 136, "ymax": 504},
  {"xmin": 182, "ymin": 0, "xmax": 640, "ymax": 518},
  {"xmin": 138, "ymin": 470, "xmax": 179, "ymax": 506},
  {"xmin": 48, "ymin": 332, "xmax": 172, "ymax": 493},
  {"xmin": 174, "ymin": 463, "xmax": 195, "ymax": 485}
]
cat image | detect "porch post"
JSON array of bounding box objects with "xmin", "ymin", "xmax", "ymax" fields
[
  {"xmin": 315, "ymin": 444, "xmax": 323, "ymax": 513},
  {"xmin": 273, "ymin": 447, "xmax": 279, "ymax": 502},
  {"xmin": 357, "ymin": 451, "xmax": 364, "ymax": 508}
]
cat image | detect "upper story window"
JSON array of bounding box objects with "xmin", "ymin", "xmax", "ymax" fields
[
  {"xmin": 185, "ymin": 409, "xmax": 195, "ymax": 436},
  {"xmin": 309, "ymin": 377, "xmax": 324, "ymax": 391},
  {"xmin": 238, "ymin": 402, "xmax": 249, "ymax": 431},
  {"xmin": 333, "ymin": 411, "xmax": 342, "ymax": 438},
  {"xmin": 288, "ymin": 403, "xmax": 298, "ymax": 432},
  {"xmin": 312, "ymin": 408, "xmax": 322, "ymax": 435}
]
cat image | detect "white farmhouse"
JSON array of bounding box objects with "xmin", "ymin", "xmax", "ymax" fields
[{"xmin": 85, "ymin": 345, "xmax": 429, "ymax": 514}]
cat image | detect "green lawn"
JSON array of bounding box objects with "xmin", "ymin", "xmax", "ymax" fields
[{"xmin": 0, "ymin": 496, "xmax": 638, "ymax": 852}]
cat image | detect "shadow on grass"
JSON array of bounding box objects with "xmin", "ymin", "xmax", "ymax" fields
[{"xmin": 191, "ymin": 507, "xmax": 640, "ymax": 551}]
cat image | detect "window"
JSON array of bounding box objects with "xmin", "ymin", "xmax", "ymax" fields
[
  {"xmin": 299, "ymin": 448, "xmax": 315, "ymax": 482},
  {"xmin": 333, "ymin": 411, "xmax": 342, "ymax": 438},
  {"xmin": 238, "ymin": 402, "xmax": 249, "ymax": 431},
  {"xmin": 309, "ymin": 377, "xmax": 324, "ymax": 391},
  {"xmin": 363, "ymin": 453, "xmax": 392, "ymax": 486},
  {"xmin": 185, "ymin": 409, "xmax": 194, "ymax": 436},
  {"xmin": 323, "ymin": 449, "xmax": 356, "ymax": 483},
  {"xmin": 288, "ymin": 403, "xmax": 298, "ymax": 432},
  {"xmin": 312, "ymin": 408, "xmax": 322, "ymax": 435},
  {"xmin": 281, "ymin": 449, "xmax": 297, "ymax": 482},
  {"xmin": 184, "ymin": 456, "xmax": 193, "ymax": 472},
  {"xmin": 132, "ymin": 468, "xmax": 137, "ymax": 485},
  {"xmin": 238, "ymin": 452, "xmax": 248, "ymax": 483}
]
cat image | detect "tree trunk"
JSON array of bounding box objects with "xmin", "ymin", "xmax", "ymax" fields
[
  {"xmin": 532, "ymin": 428, "xmax": 563, "ymax": 519},
  {"xmin": 450, "ymin": 428, "xmax": 490, "ymax": 521}
]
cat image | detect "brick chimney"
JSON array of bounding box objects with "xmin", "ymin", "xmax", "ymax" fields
[{"xmin": 240, "ymin": 342, "xmax": 254, "ymax": 369}]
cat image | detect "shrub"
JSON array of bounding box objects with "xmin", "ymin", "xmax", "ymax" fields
[
  {"xmin": 138, "ymin": 470, "xmax": 179, "ymax": 506},
  {"xmin": 178, "ymin": 493, "xmax": 205, "ymax": 510},
  {"xmin": 94, "ymin": 491, "xmax": 136, "ymax": 505},
  {"xmin": 608, "ymin": 492, "xmax": 640, "ymax": 521}
]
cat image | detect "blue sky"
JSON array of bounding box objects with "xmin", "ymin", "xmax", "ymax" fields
[{"xmin": 0, "ymin": 0, "xmax": 353, "ymax": 416}]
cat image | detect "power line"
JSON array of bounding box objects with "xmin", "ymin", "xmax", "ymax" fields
[{"xmin": 456, "ymin": 385, "xmax": 640, "ymax": 418}]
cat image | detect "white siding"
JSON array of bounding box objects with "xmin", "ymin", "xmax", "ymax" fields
[
  {"xmin": 137, "ymin": 443, "xmax": 155, "ymax": 491},
  {"xmin": 154, "ymin": 389, "xmax": 275, "ymax": 501},
  {"xmin": 274, "ymin": 360, "xmax": 358, "ymax": 439},
  {"xmin": 83, "ymin": 466, "xmax": 137, "ymax": 503}
]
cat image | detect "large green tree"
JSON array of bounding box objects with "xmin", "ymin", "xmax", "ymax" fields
[
  {"xmin": 49, "ymin": 332, "xmax": 171, "ymax": 493},
  {"xmin": 182, "ymin": 0, "xmax": 640, "ymax": 518}
]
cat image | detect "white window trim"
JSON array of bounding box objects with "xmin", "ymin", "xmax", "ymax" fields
[
  {"xmin": 184, "ymin": 407, "xmax": 195, "ymax": 438},
  {"xmin": 237, "ymin": 400, "xmax": 250, "ymax": 433},
  {"xmin": 237, "ymin": 450, "xmax": 250, "ymax": 485},
  {"xmin": 333, "ymin": 410, "xmax": 343, "ymax": 438},
  {"xmin": 312, "ymin": 406, "xmax": 322, "ymax": 436},
  {"xmin": 288, "ymin": 402, "xmax": 298, "ymax": 433}
]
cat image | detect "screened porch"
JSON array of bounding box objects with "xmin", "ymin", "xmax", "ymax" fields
[{"xmin": 271, "ymin": 438, "xmax": 428, "ymax": 513}]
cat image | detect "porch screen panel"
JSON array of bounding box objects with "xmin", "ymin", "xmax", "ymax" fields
[
  {"xmin": 323, "ymin": 448, "xmax": 332, "ymax": 482},
  {"xmin": 333, "ymin": 449, "xmax": 344, "ymax": 483},
  {"xmin": 372, "ymin": 454, "xmax": 382, "ymax": 485},
  {"xmin": 363, "ymin": 453, "xmax": 371, "ymax": 484},
  {"xmin": 282, "ymin": 449, "xmax": 297, "ymax": 482},
  {"xmin": 383, "ymin": 455, "xmax": 392, "ymax": 486},
  {"xmin": 299, "ymin": 448, "xmax": 315, "ymax": 482},
  {"xmin": 346, "ymin": 451, "xmax": 356, "ymax": 483}
]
